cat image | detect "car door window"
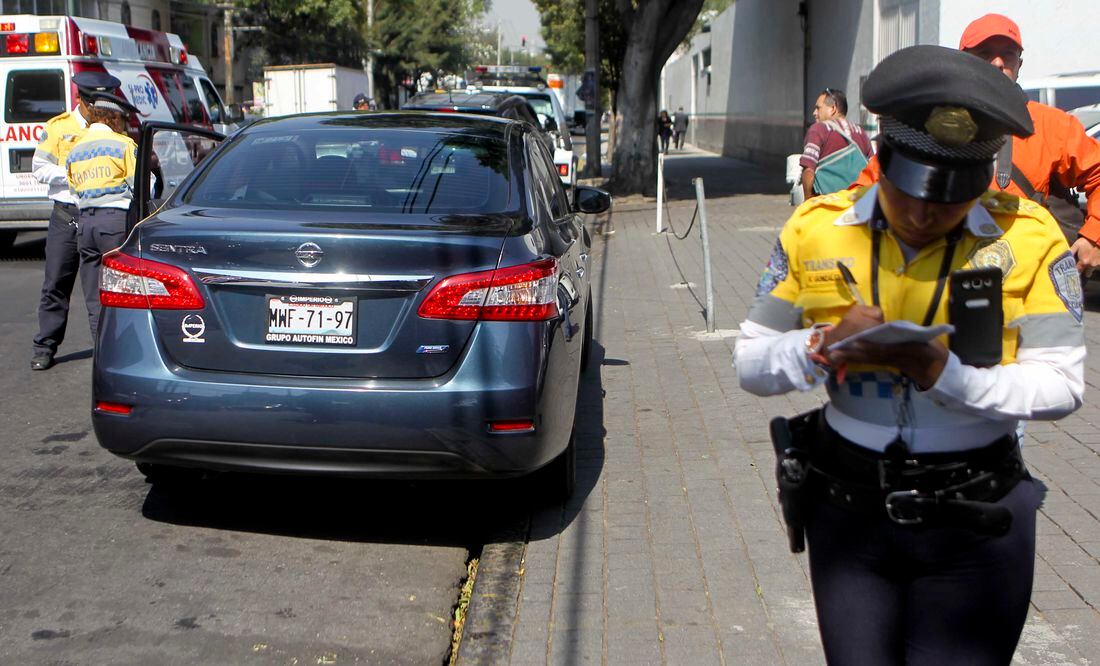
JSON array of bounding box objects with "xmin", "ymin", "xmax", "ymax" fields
[
  {"xmin": 526, "ymin": 139, "xmax": 555, "ymax": 221},
  {"xmin": 180, "ymin": 75, "xmax": 207, "ymax": 125},
  {"xmin": 534, "ymin": 141, "xmax": 570, "ymax": 219},
  {"xmin": 199, "ymin": 78, "xmax": 225, "ymax": 124}
]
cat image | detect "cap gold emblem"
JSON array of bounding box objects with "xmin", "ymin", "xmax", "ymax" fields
[{"xmin": 925, "ymin": 106, "xmax": 978, "ymax": 146}]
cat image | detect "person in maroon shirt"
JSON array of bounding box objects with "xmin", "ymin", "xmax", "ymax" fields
[{"xmin": 800, "ymin": 88, "xmax": 873, "ymax": 200}]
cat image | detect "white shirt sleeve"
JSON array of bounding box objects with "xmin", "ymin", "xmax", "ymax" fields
[
  {"xmin": 926, "ymin": 346, "xmax": 1085, "ymax": 421},
  {"xmin": 733, "ymin": 319, "xmax": 828, "ymax": 395},
  {"xmin": 31, "ymin": 150, "xmax": 68, "ymax": 188}
]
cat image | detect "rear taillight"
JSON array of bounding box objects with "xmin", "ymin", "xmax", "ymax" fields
[
  {"xmin": 558, "ymin": 163, "xmax": 569, "ymax": 177},
  {"xmin": 5, "ymin": 34, "xmax": 28, "ymax": 54},
  {"xmin": 418, "ymin": 258, "xmax": 558, "ymax": 321},
  {"xmin": 101, "ymin": 250, "xmax": 205, "ymax": 310}
]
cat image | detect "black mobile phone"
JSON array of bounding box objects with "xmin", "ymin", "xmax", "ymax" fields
[{"xmin": 948, "ymin": 267, "xmax": 1003, "ymax": 367}]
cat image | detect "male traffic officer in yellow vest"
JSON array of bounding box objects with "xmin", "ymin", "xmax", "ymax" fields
[
  {"xmin": 735, "ymin": 46, "xmax": 1084, "ymax": 663},
  {"xmin": 30, "ymin": 71, "xmax": 122, "ymax": 370},
  {"xmin": 66, "ymin": 90, "xmax": 139, "ymax": 341}
]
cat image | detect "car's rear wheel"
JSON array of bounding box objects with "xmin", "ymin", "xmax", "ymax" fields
[
  {"xmin": 580, "ymin": 292, "xmax": 594, "ymax": 373},
  {"xmin": 0, "ymin": 231, "xmax": 16, "ymax": 254},
  {"xmin": 136, "ymin": 462, "xmax": 201, "ymax": 487},
  {"xmin": 540, "ymin": 426, "xmax": 576, "ymax": 503}
]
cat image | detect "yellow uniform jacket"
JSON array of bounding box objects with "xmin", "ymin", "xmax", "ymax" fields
[{"xmin": 65, "ymin": 124, "xmax": 138, "ymax": 210}]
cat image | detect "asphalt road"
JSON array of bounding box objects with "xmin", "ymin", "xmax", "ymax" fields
[{"xmin": 0, "ymin": 236, "xmax": 524, "ymax": 664}]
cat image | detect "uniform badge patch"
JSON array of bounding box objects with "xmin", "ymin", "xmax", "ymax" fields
[
  {"xmin": 755, "ymin": 239, "xmax": 789, "ymax": 297},
  {"xmin": 967, "ymin": 239, "xmax": 1015, "ymax": 281},
  {"xmin": 40, "ymin": 130, "xmax": 47, "ymax": 142},
  {"xmin": 1049, "ymin": 251, "xmax": 1084, "ymax": 323}
]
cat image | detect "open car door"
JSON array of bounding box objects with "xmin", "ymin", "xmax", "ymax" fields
[{"xmin": 132, "ymin": 121, "xmax": 225, "ymax": 231}]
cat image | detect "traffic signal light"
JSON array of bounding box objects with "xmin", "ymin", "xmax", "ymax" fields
[{"xmin": 521, "ymin": 36, "xmax": 526, "ymax": 48}]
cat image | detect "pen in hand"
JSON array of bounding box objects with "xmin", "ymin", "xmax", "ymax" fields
[{"xmin": 836, "ymin": 263, "xmax": 866, "ymax": 306}]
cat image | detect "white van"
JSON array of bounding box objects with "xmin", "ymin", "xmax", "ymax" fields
[
  {"xmin": 1019, "ymin": 72, "xmax": 1100, "ymax": 112},
  {"xmin": 0, "ymin": 14, "xmax": 239, "ymax": 249}
]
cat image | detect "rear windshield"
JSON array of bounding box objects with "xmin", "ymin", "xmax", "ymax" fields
[
  {"xmin": 519, "ymin": 93, "xmax": 554, "ymax": 119},
  {"xmin": 5, "ymin": 69, "xmax": 65, "ymax": 123},
  {"xmin": 183, "ymin": 128, "xmax": 513, "ymax": 213}
]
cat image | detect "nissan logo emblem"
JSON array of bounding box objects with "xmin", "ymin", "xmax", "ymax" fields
[{"xmin": 295, "ymin": 242, "xmax": 324, "ymax": 268}]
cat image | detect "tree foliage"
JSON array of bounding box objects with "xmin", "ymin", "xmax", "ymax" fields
[
  {"xmin": 234, "ymin": 0, "xmax": 366, "ymax": 69},
  {"xmin": 367, "ymin": 0, "xmax": 489, "ymax": 109},
  {"xmin": 533, "ymin": 0, "xmax": 626, "ymax": 110}
]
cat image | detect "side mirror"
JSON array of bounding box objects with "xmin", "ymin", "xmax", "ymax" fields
[
  {"xmin": 573, "ymin": 185, "xmax": 611, "ymax": 214},
  {"xmin": 543, "ymin": 116, "xmax": 558, "ymax": 133},
  {"xmin": 225, "ymin": 104, "xmax": 245, "ymax": 124}
]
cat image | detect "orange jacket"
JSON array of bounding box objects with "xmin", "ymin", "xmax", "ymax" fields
[{"xmin": 851, "ymin": 101, "xmax": 1100, "ymax": 242}]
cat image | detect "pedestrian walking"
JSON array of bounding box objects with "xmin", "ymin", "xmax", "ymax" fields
[
  {"xmin": 29, "ymin": 72, "xmax": 122, "ymax": 370},
  {"xmin": 735, "ymin": 45, "xmax": 1084, "ymax": 664},
  {"xmin": 657, "ymin": 110, "xmax": 672, "ymax": 154},
  {"xmin": 673, "ymin": 106, "xmax": 689, "ymax": 150},
  {"xmin": 800, "ymin": 88, "xmax": 873, "ymax": 200},
  {"xmin": 66, "ymin": 91, "xmax": 140, "ymax": 342},
  {"xmin": 353, "ymin": 93, "xmax": 374, "ymax": 111},
  {"xmin": 853, "ymin": 14, "xmax": 1100, "ymax": 276}
]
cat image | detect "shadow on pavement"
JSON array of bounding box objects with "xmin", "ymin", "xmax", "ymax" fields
[
  {"xmin": 53, "ymin": 348, "xmax": 93, "ymax": 365},
  {"xmin": 139, "ymin": 347, "xmax": 608, "ymax": 550},
  {"xmin": 0, "ymin": 233, "xmax": 46, "ymax": 260}
]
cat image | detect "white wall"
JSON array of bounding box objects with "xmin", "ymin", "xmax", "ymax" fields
[{"xmin": 937, "ymin": 0, "xmax": 1094, "ymax": 78}]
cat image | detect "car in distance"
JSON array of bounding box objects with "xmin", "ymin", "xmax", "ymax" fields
[
  {"xmin": 401, "ymin": 90, "xmax": 556, "ymax": 156},
  {"xmin": 91, "ymin": 112, "xmax": 611, "ymax": 500}
]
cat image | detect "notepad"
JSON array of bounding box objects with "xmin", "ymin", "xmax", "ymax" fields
[{"xmin": 826, "ymin": 321, "xmax": 954, "ymax": 351}]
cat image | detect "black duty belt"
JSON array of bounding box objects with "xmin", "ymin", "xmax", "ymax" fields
[{"xmin": 810, "ymin": 418, "xmax": 1026, "ymax": 535}]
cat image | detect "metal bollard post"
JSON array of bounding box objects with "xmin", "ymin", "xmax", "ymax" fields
[
  {"xmin": 656, "ymin": 153, "xmax": 664, "ymax": 233},
  {"xmin": 694, "ymin": 177, "xmax": 715, "ymax": 333}
]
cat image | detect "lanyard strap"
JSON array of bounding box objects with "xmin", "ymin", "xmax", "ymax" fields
[{"xmin": 871, "ymin": 225, "xmax": 963, "ymax": 327}]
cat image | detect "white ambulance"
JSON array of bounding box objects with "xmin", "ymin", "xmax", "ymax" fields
[{"xmin": 0, "ymin": 14, "xmax": 239, "ymax": 250}]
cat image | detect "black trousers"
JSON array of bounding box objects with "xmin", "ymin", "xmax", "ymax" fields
[
  {"xmin": 32, "ymin": 201, "xmax": 81, "ymax": 355},
  {"xmin": 77, "ymin": 207, "xmax": 128, "ymax": 340},
  {"xmin": 806, "ymin": 477, "xmax": 1039, "ymax": 665}
]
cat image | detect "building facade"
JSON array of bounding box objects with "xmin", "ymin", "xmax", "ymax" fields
[{"xmin": 663, "ymin": 0, "xmax": 1097, "ymax": 169}]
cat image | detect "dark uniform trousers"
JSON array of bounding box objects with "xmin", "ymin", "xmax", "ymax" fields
[
  {"xmin": 806, "ymin": 477, "xmax": 1040, "ymax": 665},
  {"xmin": 32, "ymin": 201, "xmax": 82, "ymax": 355},
  {"xmin": 77, "ymin": 207, "xmax": 128, "ymax": 340}
]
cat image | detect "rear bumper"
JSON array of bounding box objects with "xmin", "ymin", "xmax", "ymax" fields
[
  {"xmin": 92, "ymin": 309, "xmax": 581, "ymax": 478},
  {"xmin": 0, "ymin": 199, "xmax": 52, "ymax": 229}
]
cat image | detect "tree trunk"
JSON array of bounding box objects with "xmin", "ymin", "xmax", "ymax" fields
[{"xmin": 608, "ymin": 0, "xmax": 703, "ymax": 195}]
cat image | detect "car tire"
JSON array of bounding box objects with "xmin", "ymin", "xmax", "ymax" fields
[
  {"xmin": 580, "ymin": 291, "xmax": 594, "ymax": 374},
  {"xmin": 541, "ymin": 426, "xmax": 577, "ymax": 503},
  {"xmin": 0, "ymin": 231, "xmax": 15, "ymax": 254},
  {"xmin": 136, "ymin": 462, "xmax": 200, "ymax": 487}
]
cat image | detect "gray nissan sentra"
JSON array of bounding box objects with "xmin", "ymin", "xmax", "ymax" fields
[{"xmin": 91, "ymin": 112, "xmax": 610, "ymax": 500}]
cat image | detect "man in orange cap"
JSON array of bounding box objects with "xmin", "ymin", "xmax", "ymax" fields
[{"xmin": 851, "ymin": 13, "xmax": 1100, "ymax": 276}]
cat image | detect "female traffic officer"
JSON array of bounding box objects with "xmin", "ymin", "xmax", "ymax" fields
[
  {"xmin": 734, "ymin": 45, "xmax": 1085, "ymax": 664},
  {"xmin": 66, "ymin": 91, "xmax": 139, "ymax": 341}
]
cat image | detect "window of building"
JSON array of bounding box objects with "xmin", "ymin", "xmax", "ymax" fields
[
  {"xmin": 120, "ymin": 1, "xmax": 132, "ymax": 25},
  {"xmin": 878, "ymin": 0, "xmax": 918, "ymax": 62},
  {"xmin": 211, "ymin": 24, "xmax": 218, "ymax": 58},
  {"xmin": 152, "ymin": 9, "xmax": 161, "ymax": 31}
]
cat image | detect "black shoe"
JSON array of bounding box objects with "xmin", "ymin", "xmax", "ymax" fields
[{"xmin": 30, "ymin": 352, "xmax": 54, "ymax": 371}]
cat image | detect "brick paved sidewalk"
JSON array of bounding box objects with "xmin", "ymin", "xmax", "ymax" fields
[{"xmin": 461, "ymin": 151, "xmax": 1100, "ymax": 665}]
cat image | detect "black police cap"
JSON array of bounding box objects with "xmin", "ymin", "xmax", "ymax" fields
[
  {"xmin": 863, "ymin": 45, "xmax": 1034, "ymax": 203},
  {"xmin": 72, "ymin": 71, "xmax": 122, "ymax": 95}
]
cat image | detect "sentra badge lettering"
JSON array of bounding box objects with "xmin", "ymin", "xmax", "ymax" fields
[
  {"xmin": 150, "ymin": 243, "xmax": 208, "ymax": 255},
  {"xmin": 181, "ymin": 314, "xmax": 206, "ymax": 343}
]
